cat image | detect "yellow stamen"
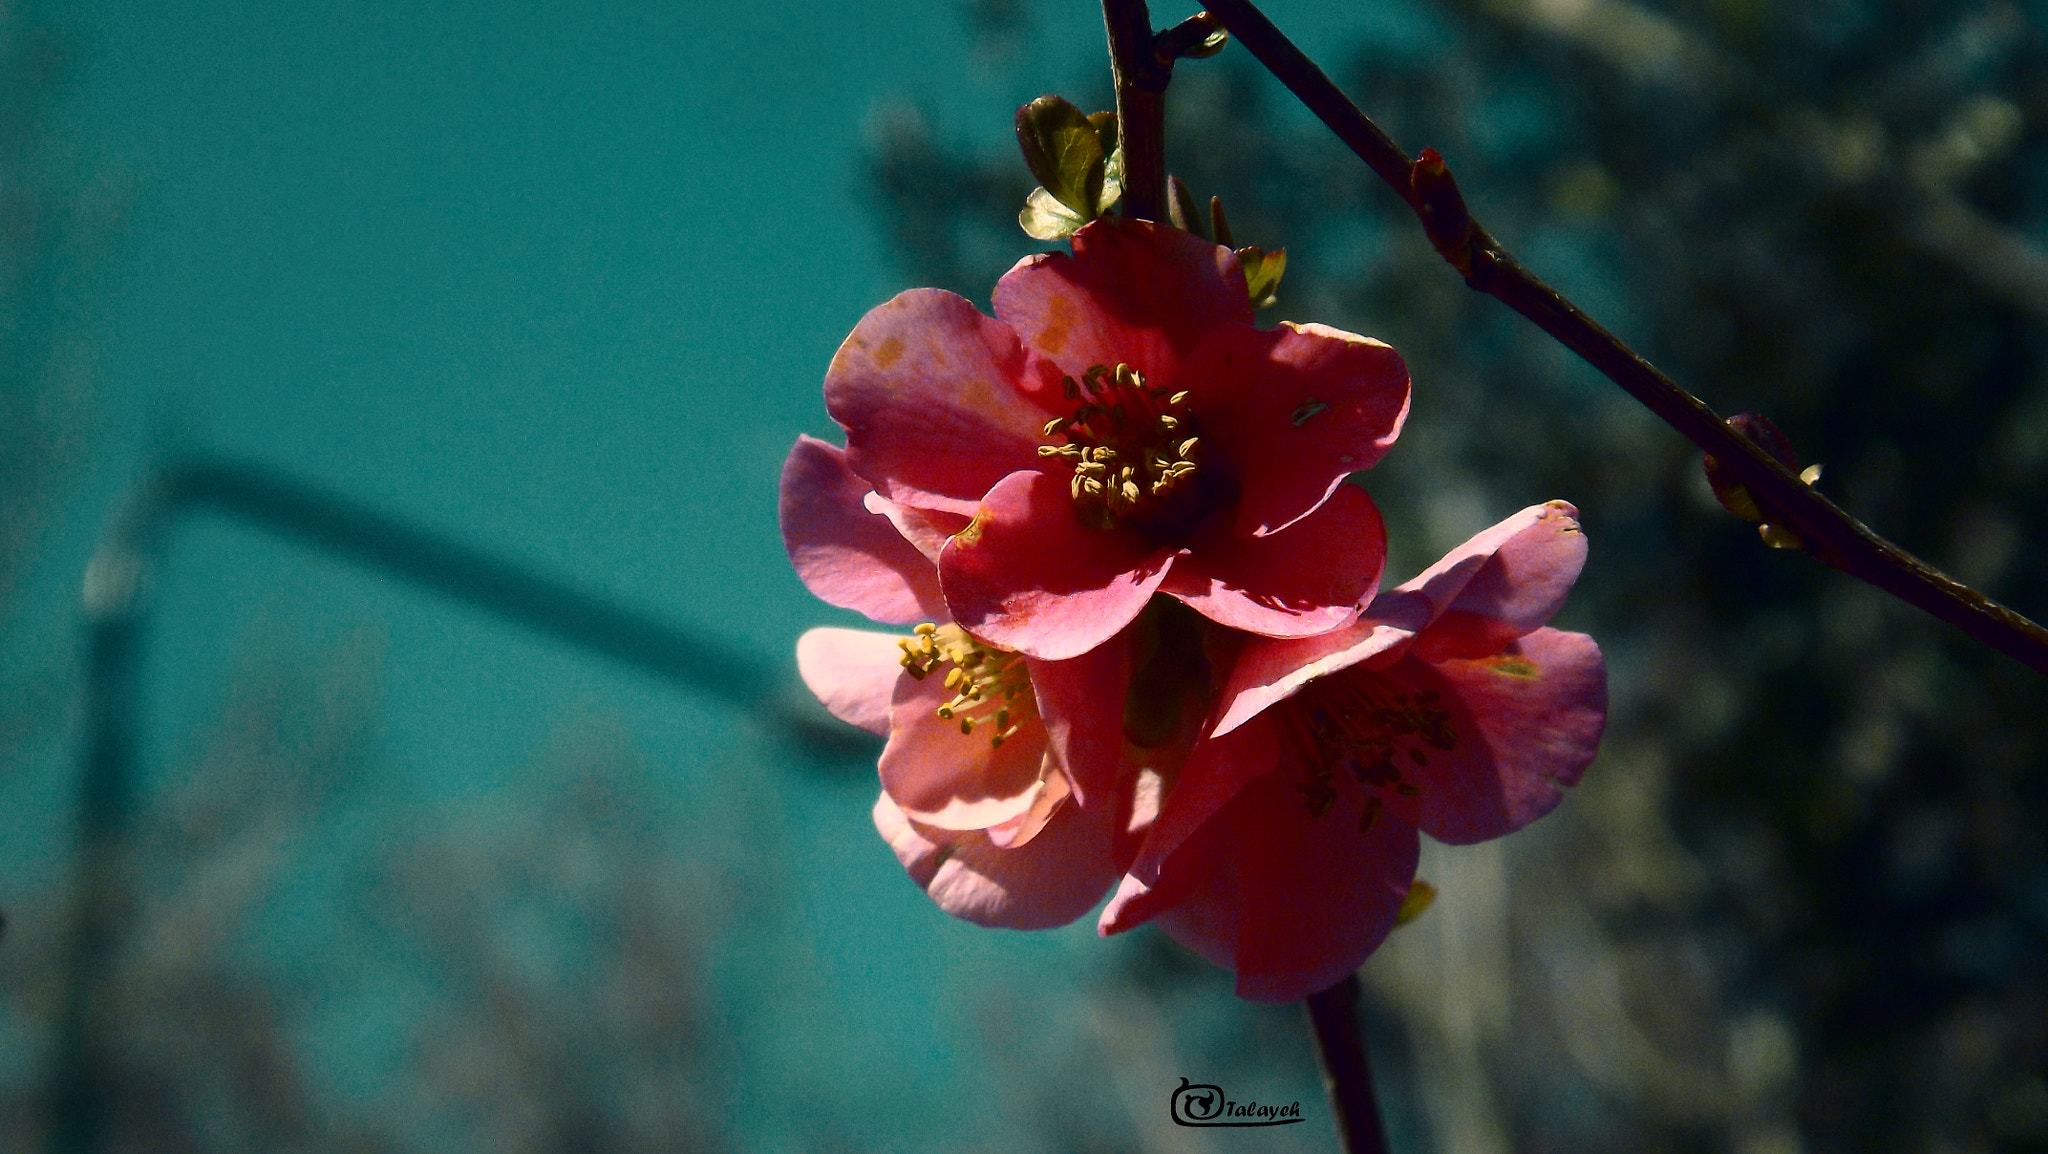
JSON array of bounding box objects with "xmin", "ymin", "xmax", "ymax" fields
[
  {"xmin": 1039, "ymin": 362, "xmax": 1203, "ymax": 529},
  {"xmin": 898, "ymin": 622, "xmax": 1040, "ymax": 750}
]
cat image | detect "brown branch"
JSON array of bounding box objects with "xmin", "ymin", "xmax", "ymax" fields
[
  {"xmin": 1102, "ymin": 0, "xmax": 1166, "ymax": 221},
  {"xmin": 1306, "ymin": 974, "xmax": 1391, "ymax": 1154},
  {"xmin": 1201, "ymin": 0, "xmax": 2048, "ymax": 676}
]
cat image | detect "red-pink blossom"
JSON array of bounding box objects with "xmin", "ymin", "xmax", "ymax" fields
[
  {"xmin": 1100, "ymin": 502, "xmax": 1608, "ymax": 1001},
  {"xmin": 782, "ymin": 435, "xmax": 1149, "ymax": 927},
  {"xmin": 810, "ymin": 218, "xmax": 1409, "ymax": 661}
]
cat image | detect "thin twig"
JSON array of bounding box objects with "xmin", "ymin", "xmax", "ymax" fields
[
  {"xmin": 1153, "ymin": 11, "xmax": 1225, "ymax": 68},
  {"xmin": 1102, "ymin": 0, "xmax": 1166, "ymax": 221},
  {"xmin": 1200, "ymin": 0, "xmax": 2048, "ymax": 675},
  {"xmin": 1306, "ymin": 974, "xmax": 1391, "ymax": 1154}
]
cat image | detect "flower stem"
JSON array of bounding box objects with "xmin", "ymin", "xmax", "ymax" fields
[
  {"xmin": 1101, "ymin": 0, "xmax": 1166, "ymax": 222},
  {"xmin": 1306, "ymin": 973, "xmax": 1391, "ymax": 1154},
  {"xmin": 1201, "ymin": 0, "xmax": 2048, "ymax": 676}
]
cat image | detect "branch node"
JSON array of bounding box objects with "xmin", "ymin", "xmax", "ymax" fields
[
  {"xmin": 1154, "ymin": 12, "xmax": 1228, "ymax": 68},
  {"xmin": 1411, "ymin": 147, "xmax": 1479, "ymax": 278}
]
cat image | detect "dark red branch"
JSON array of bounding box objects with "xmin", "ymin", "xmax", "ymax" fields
[
  {"xmin": 1153, "ymin": 11, "xmax": 1226, "ymax": 68},
  {"xmin": 1201, "ymin": 0, "xmax": 2048, "ymax": 675},
  {"xmin": 1102, "ymin": 0, "xmax": 1167, "ymax": 221},
  {"xmin": 1306, "ymin": 974, "xmax": 1391, "ymax": 1154}
]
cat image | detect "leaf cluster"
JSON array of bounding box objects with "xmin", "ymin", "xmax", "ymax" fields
[{"xmin": 1016, "ymin": 95, "xmax": 1123, "ymax": 240}]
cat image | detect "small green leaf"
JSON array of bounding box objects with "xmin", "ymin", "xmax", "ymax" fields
[
  {"xmin": 1086, "ymin": 111, "xmax": 1118, "ymax": 158},
  {"xmin": 1096, "ymin": 145, "xmax": 1124, "ymax": 216},
  {"xmin": 1088, "ymin": 111, "xmax": 1123, "ymax": 215},
  {"xmin": 1394, "ymin": 879, "xmax": 1437, "ymax": 927},
  {"xmin": 1714, "ymin": 481, "xmax": 1765, "ymax": 523},
  {"xmin": 1167, "ymin": 176, "xmax": 1207, "ymax": 239},
  {"xmin": 1759, "ymin": 523, "xmax": 1805, "ymax": 550},
  {"xmin": 1290, "ymin": 398, "xmax": 1329, "ymax": 427},
  {"xmin": 1702, "ymin": 412, "xmax": 1809, "ymax": 530},
  {"xmin": 1183, "ymin": 25, "xmax": 1230, "ymax": 58},
  {"xmin": 1019, "ymin": 186, "xmax": 1088, "ymax": 240},
  {"xmin": 1209, "ymin": 196, "xmax": 1236, "ymax": 248},
  {"xmin": 1016, "ymin": 95, "xmax": 1106, "ymax": 217},
  {"xmin": 1238, "ymin": 246, "xmax": 1287, "ymax": 308}
]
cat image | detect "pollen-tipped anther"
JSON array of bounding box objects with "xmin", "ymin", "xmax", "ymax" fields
[
  {"xmin": 1279, "ymin": 674, "xmax": 1459, "ymax": 830},
  {"xmin": 899, "ymin": 622, "xmax": 1040, "ymax": 751},
  {"xmin": 1039, "ymin": 363, "xmax": 1204, "ymax": 529}
]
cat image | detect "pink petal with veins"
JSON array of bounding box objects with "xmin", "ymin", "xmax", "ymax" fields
[
  {"xmin": 992, "ymin": 219, "xmax": 1250, "ymax": 382},
  {"xmin": 879, "ymin": 660, "xmax": 1051, "ymax": 831},
  {"xmin": 940, "ymin": 469, "xmax": 1175, "ymax": 661},
  {"xmin": 984, "ymin": 767, "xmax": 1071, "ymax": 850},
  {"xmin": 1409, "ymin": 501, "xmax": 1587, "ymax": 661},
  {"xmin": 1406, "ymin": 628, "xmax": 1607, "ymax": 844},
  {"xmin": 826, "ymin": 288, "xmax": 1063, "ymax": 515},
  {"xmin": 1026, "ymin": 632, "xmax": 1130, "ymax": 809},
  {"xmin": 780, "ymin": 436, "xmax": 947, "ymax": 624},
  {"xmin": 794, "ymin": 627, "xmax": 905, "ymax": 737},
  {"xmin": 874, "ymin": 790, "xmax": 1123, "ymax": 930},
  {"xmin": 1158, "ymin": 771, "xmax": 1421, "ymax": 1002},
  {"xmin": 1182, "ymin": 322, "xmax": 1411, "ymax": 538},
  {"xmin": 863, "ymin": 491, "xmax": 970, "ymax": 566},
  {"xmin": 1211, "ymin": 501, "xmax": 1586, "ymax": 735},
  {"xmin": 1099, "ymin": 718, "xmax": 1282, "ymax": 935},
  {"xmin": 1160, "ymin": 483, "xmax": 1385, "ymax": 640}
]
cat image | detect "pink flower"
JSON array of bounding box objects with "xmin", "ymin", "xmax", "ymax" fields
[
  {"xmin": 782, "ymin": 435, "xmax": 1151, "ymax": 927},
  {"xmin": 810, "ymin": 218, "xmax": 1410, "ymax": 661},
  {"xmin": 1099, "ymin": 502, "xmax": 1608, "ymax": 1001}
]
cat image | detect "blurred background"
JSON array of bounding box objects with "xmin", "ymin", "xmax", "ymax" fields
[{"xmin": 3, "ymin": 0, "xmax": 2046, "ymax": 1149}]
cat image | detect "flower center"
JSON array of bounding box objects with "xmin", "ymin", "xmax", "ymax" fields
[
  {"xmin": 1036, "ymin": 363, "xmax": 1202, "ymax": 530},
  {"xmin": 898, "ymin": 623, "xmax": 1037, "ymax": 749},
  {"xmin": 1278, "ymin": 673, "xmax": 1457, "ymax": 833}
]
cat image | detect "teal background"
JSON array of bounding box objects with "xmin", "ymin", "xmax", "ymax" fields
[
  {"xmin": 3, "ymin": 1, "xmax": 1402, "ymax": 1149},
  {"xmin": 15, "ymin": 0, "xmax": 2048, "ymax": 1149}
]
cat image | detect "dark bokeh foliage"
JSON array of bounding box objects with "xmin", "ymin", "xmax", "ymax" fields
[
  {"xmin": 5, "ymin": 630, "xmax": 736, "ymax": 1152},
  {"xmin": 868, "ymin": 1, "xmax": 2048, "ymax": 1149}
]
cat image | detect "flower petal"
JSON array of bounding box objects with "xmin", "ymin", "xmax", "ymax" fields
[
  {"xmin": 879, "ymin": 661, "xmax": 1051, "ymax": 830},
  {"xmin": 1098, "ymin": 717, "xmax": 1282, "ymax": 935},
  {"xmin": 983, "ymin": 765, "xmax": 1070, "ymax": 849},
  {"xmin": 1206, "ymin": 501, "xmax": 1591, "ymax": 738},
  {"xmin": 1149, "ymin": 772, "xmax": 1421, "ymax": 1002},
  {"xmin": 1181, "ymin": 322, "xmax": 1411, "ymax": 538},
  {"xmin": 795, "ymin": 627, "xmax": 905, "ymax": 736},
  {"xmin": 863, "ymin": 491, "xmax": 970, "ymax": 566},
  {"xmin": 825, "ymin": 288, "xmax": 1063, "ymax": 515},
  {"xmin": 1384, "ymin": 501, "xmax": 1576, "ymax": 633},
  {"xmin": 874, "ymin": 790, "xmax": 1123, "ymax": 930},
  {"xmin": 780, "ymin": 436, "xmax": 948, "ymax": 624},
  {"xmin": 939, "ymin": 469, "xmax": 1174, "ymax": 660},
  {"xmin": 1160, "ymin": 482, "xmax": 1384, "ymax": 640},
  {"xmin": 991, "ymin": 218, "xmax": 1251, "ymax": 382},
  {"xmin": 1209, "ymin": 614, "xmax": 1418, "ymax": 739},
  {"xmin": 1104, "ymin": 795, "xmax": 1242, "ymax": 969},
  {"xmin": 1400, "ymin": 628, "xmax": 1607, "ymax": 845},
  {"xmin": 1026, "ymin": 631, "xmax": 1130, "ymax": 810},
  {"xmin": 1410, "ymin": 500, "xmax": 1588, "ymax": 662}
]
